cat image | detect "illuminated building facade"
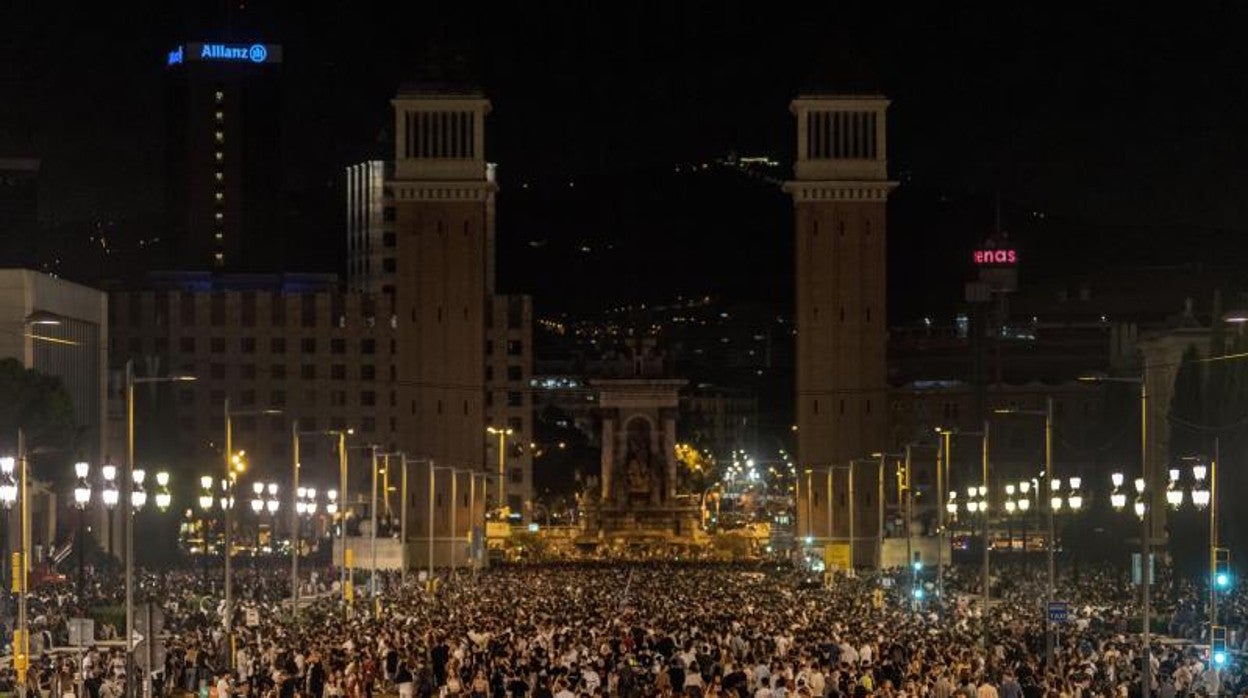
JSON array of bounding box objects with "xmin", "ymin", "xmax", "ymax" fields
[{"xmin": 165, "ymin": 41, "xmax": 283, "ymax": 271}]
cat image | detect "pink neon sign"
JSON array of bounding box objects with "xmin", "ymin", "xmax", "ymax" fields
[{"xmin": 973, "ymin": 249, "xmax": 1017, "ymax": 265}]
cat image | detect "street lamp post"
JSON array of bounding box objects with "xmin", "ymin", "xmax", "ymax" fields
[
  {"xmin": 980, "ymin": 421, "xmax": 990, "ymax": 649},
  {"xmin": 486, "ymin": 427, "xmax": 513, "ymax": 517},
  {"xmin": 1083, "ymin": 374, "xmax": 1149, "ymax": 698},
  {"xmin": 994, "ymin": 397, "xmax": 1056, "ymax": 666},
  {"xmin": 327, "ymin": 429, "xmax": 351, "ymax": 603},
  {"xmin": 73, "ymin": 462, "xmax": 91, "ymax": 598},
  {"xmin": 197, "ymin": 477, "xmax": 215, "ymax": 584},
  {"xmin": 1164, "ymin": 457, "xmax": 1219, "ymax": 672},
  {"xmin": 125, "ymin": 359, "xmax": 195, "ymax": 697},
  {"xmin": 102, "ymin": 465, "xmax": 119, "ymax": 554},
  {"xmin": 220, "ymin": 399, "xmax": 282, "ymax": 663}
]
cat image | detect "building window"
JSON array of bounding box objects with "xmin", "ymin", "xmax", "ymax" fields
[
  {"xmin": 331, "ymin": 338, "xmax": 346, "ymax": 355},
  {"xmin": 271, "ymin": 337, "xmax": 286, "ymax": 354},
  {"xmin": 240, "ymin": 389, "xmax": 255, "ymax": 406},
  {"xmin": 383, "ymin": 258, "xmax": 396, "ymax": 273},
  {"xmin": 241, "ymin": 337, "xmax": 256, "ymax": 353},
  {"xmin": 331, "ymin": 365, "xmax": 346, "ymax": 380},
  {"xmin": 382, "ymin": 207, "xmax": 395, "ymax": 222},
  {"xmin": 507, "ymin": 296, "xmax": 524, "ymax": 329},
  {"xmin": 303, "ymin": 392, "xmax": 317, "ymax": 407},
  {"xmin": 271, "ymin": 390, "xmax": 286, "ymax": 407},
  {"xmin": 361, "ymin": 417, "xmax": 376, "ymax": 433},
  {"xmin": 507, "ymin": 340, "xmax": 523, "ymax": 356},
  {"xmin": 301, "ymin": 296, "xmax": 317, "ymax": 328},
  {"xmin": 271, "ymin": 364, "xmax": 286, "ymax": 380},
  {"xmin": 360, "ymin": 391, "xmax": 376, "ymax": 406},
  {"xmin": 301, "ymin": 364, "xmax": 316, "ymax": 380},
  {"xmin": 507, "ymin": 417, "xmax": 523, "ymax": 433},
  {"xmin": 271, "ymin": 297, "xmax": 286, "ymax": 327},
  {"xmin": 240, "ymin": 364, "xmax": 256, "ymax": 380},
  {"xmin": 383, "ymin": 231, "xmax": 396, "ymax": 247},
  {"xmin": 179, "ymin": 337, "xmax": 195, "ymax": 353},
  {"xmin": 507, "ymin": 365, "xmax": 523, "ymax": 382},
  {"xmin": 361, "ymin": 339, "xmax": 375, "ymax": 355},
  {"xmin": 210, "ymin": 337, "xmax": 225, "ymax": 353},
  {"xmin": 485, "ymin": 340, "xmax": 493, "ymax": 356},
  {"xmin": 330, "ymin": 390, "xmax": 346, "ymax": 407},
  {"xmin": 510, "ymin": 468, "xmax": 524, "ymax": 484},
  {"xmin": 301, "ymin": 338, "xmax": 316, "ymax": 354},
  {"xmin": 207, "ymin": 294, "xmax": 224, "ymax": 325},
  {"xmin": 210, "ymin": 363, "xmax": 225, "ymax": 380},
  {"xmin": 507, "ymin": 391, "xmax": 523, "ymax": 407},
  {"xmin": 360, "ymin": 365, "xmax": 375, "ymax": 381},
  {"xmin": 485, "ymin": 366, "xmax": 493, "ymax": 381}
]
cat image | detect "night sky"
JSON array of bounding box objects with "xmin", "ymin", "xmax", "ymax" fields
[{"xmin": 6, "ymin": 3, "xmax": 1248, "ymax": 317}]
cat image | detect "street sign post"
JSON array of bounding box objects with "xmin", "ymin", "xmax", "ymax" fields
[{"xmin": 68, "ymin": 618, "xmax": 94, "ymax": 647}]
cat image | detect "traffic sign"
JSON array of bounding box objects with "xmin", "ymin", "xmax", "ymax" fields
[
  {"xmin": 1048, "ymin": 601, "xmax": 1069, "ymax": 623},
  {"xmin": 245, "ymin": 607, "xmax": 260, "ymax": 627},
  {"xmin": 68, "ymin": 618, "xmax": 94, "ymax": 647}
]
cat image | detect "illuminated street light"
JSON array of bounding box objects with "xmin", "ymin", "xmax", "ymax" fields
[{"xmin": 155, "ymin": 471, "xmax": 172, "ymax": 511}]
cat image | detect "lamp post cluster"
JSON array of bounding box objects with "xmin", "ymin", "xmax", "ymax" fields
[
  {"xmin": 295, "ymin": 487, "xmax": 320, "ymax": 516},
  {"xmin": 71, "ymin": 463, "xmax": 170, "ymax": 596}
]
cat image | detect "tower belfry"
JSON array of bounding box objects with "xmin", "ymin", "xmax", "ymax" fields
[
  {"xmin": 785, "ymin": 95, "xmax": 896, "ymax": 566},
  {"xmin": 389, "ymin": 84, "xmax": 495, "ymax": 565}
]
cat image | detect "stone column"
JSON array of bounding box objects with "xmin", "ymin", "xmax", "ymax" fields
[
  {"xmin": 601, "ymin": 416, "xmax": 615, "ymax": 502},
  {"xmin": 663, "ymin": 410, "xmax": 678, "ymax": 503}
]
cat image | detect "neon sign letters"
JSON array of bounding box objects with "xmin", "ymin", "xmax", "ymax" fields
[
  {"xmin": 973, "ymin": 248, "xmax": 1018, "ymax": 265},
  {"xmin": 167, "ymin": 43, "xmax": 280, "ymax": 67}
]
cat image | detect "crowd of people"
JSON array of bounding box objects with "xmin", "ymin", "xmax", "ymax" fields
[{"xmin": 3, "ymin": 559, "xmax": 1248, "ymax": 698}]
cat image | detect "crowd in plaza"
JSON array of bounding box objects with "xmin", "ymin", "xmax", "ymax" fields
[{"xmin": 2, "ymin": 560, "xmax": 1248, "ymax": 698}]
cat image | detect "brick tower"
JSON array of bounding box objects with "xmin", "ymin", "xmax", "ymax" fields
[{"xmin": 785, "ymin": 95, "xmax": 896, "ymax": 567}]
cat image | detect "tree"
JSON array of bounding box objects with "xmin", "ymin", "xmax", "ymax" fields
[{"xmin": 0, "ymin": 358, "xmax": 79, "ymax": 456}]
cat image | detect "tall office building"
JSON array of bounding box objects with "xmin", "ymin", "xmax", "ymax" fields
[
  {"xmin": 165, "ymin": 41, "xmax": 283, "ymax": 271},
  {"xmin": 785, "ymin": 95, "xmax": 896, "ymax": 566},
  {"xmin": 345, "ymin": 161, "xmax": 396, "ymax": 298}
]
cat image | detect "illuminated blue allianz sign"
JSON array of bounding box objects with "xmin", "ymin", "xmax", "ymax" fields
[{"xmin": 167, "ymin": 42, "xmax": 282, "ymax": 67}]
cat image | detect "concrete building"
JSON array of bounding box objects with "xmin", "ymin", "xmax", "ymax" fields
[
  {"xmin": 485, "ymin": 294, "xmax": 534, "ymax": 517},
  {"xmin": 0, "ymin": 270, "xmax": 108, "ymax": 463},
  {"xmin": 106, "ymin": 273, "xmax": 397, "ymax": 499},
  {"xmin": 785, "ymin": 95, "xmax": 896, "ymax": 566},
  {"xmin": 681, "ymin": 384, "xmax": 759, "ymax": 461},
  {"xmin": 345, "ymin": 160, "xmax": 396, "ymax": 299},
  {"xmin": 0, "ymin": 269, "xmax": 108, "ymax": 558}
]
